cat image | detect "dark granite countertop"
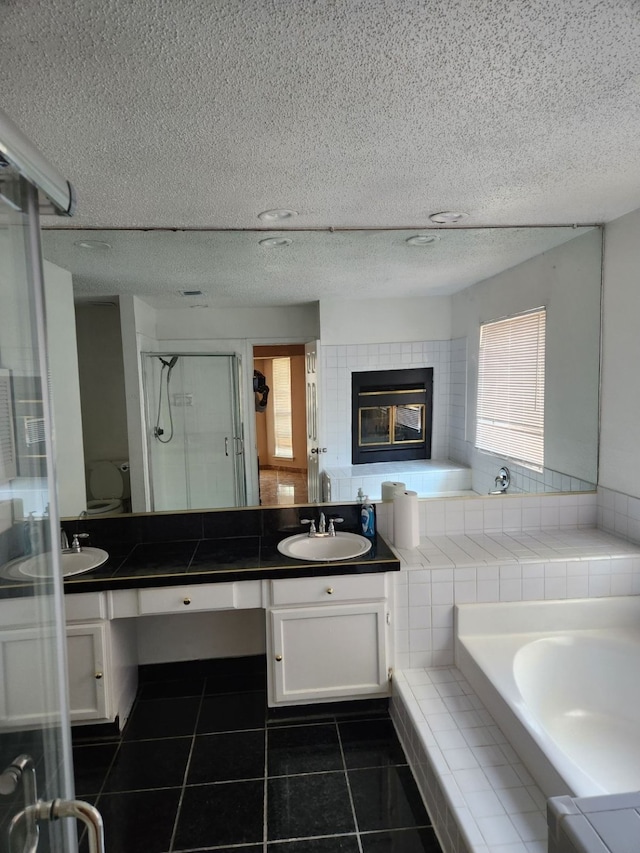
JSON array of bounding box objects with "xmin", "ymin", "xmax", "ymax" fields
[
  {"xmin": 0, "ymin": 535, "xmax": 399, "ymax": 598},
  {"xmin": 0, "ymin": 504, "xmax": 400, "ymax": 598}
]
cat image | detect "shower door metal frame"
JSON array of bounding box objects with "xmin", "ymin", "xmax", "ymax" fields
[{"xmin": 142, "ymin": 352, "xmax": 247, "ymax": 511}]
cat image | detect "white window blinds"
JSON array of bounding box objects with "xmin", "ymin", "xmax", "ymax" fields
[
  {"xmin": 476, "ymin": 308, "xmax": 546, "ymax": 468},
  {"xmin": 272, "ymin": 357, "xmax": 294, "ymax": 459}
]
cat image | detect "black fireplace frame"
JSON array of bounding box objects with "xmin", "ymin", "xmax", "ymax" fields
[{"xmin": 351, "ymin": 367, "xmax": 433, "ymax": 464}]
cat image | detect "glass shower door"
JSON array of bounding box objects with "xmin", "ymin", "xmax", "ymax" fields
[
  {"xmin": 144, "ymin": 354, "xmax": 246, "ymax": 511},
  {"xmin": 0, "ymin": 171, "xmax": 85, "ymax": 852}
]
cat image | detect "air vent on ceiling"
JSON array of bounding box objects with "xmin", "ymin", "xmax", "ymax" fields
[{"xmin": 177, "ymin": 290, "xmax": 207, "ymax": 297}]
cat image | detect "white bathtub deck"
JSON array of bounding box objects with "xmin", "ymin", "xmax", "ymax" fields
[{"xmin": 392, "ymin": 666, "xmax": 548, "ymax": 853}]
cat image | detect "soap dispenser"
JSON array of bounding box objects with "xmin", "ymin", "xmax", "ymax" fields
[{"xmin": 360, "ymin": 496, "xmax": 375, "ymax": 538}]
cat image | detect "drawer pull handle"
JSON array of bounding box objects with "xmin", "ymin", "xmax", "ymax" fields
[
  {"xmin": 275, "ymin": 654, "xmax": 283, "ymax": 661},
  {"xmin": 326, "ymin": 587, "xmax": 334, "ymax": 595},
  {"xmin": 183, "ymin": 598, "xmax": 191, "ymax": 606},
  {"xmin": 95, "ymin": 672, "xmax": 103, "ymax": 680}
]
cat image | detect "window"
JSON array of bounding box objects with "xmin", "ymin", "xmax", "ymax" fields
[
  {"xmin": 476, "ymin": 307, "xmax": 546, "ymax": 468},
  {"xmin": 272, "ymin": 357, "xmax": 294, "ymax": 458}
]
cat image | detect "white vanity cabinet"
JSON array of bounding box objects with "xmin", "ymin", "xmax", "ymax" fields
[
  {"xmin": 64, "ymin": 593, "xmax": 137, "ymax": 727},
  {"xmin": 267, "ymin": 573, "xmax": 391, "ymax": 706}
]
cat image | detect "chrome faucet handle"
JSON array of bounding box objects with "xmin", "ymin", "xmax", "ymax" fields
[
  {"xmin": 71, "ymin": 533, "xmax": 89, "ymax": 552},
  {"xmin": 300, "ymin": 519, "xmax": 317, "ymax": 536},
  {"xmin": 327, "ymin": 517, "xmax": 344, "ymax": 536}
]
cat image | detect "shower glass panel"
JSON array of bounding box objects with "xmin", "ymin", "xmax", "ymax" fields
[
  {"xmin": 0, "ymin": 170, "xmax": 77, "ymax": 852},
  {"xmin": 143, "ymin": 354, "xmax": 246, "ymax": 510}
]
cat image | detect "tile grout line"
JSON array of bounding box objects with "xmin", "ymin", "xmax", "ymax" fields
[
  {"xmin": 263, "ymin": 707, "xmax": 268, "ymax": 853},
  {"xmin": 167, "ymin": 679, "xmax": 208, "ymax": 853},
  {"xmin": 335, "ymin": 717, "xmax": 364, "ymax": 853}
]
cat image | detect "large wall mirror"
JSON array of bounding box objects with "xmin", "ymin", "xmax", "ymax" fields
[{"xmin": 39, "ymin": 225, "xmax": 601, "ymax": 516}]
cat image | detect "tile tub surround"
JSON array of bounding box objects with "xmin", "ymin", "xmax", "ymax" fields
[
  {"xmin": 391, "ymin": 667, "xmax": 548, "ymax": 853},
  {"xmin": 323, "ymin": 460, "xmax": 472, "ymax": 502},
  {"xmin": 386, "ymin": 524, "xmax": 640, "ymax": 670},
  {"xmin": 70, "ymin": 656, "xmax": 444, "ymax": 853}
]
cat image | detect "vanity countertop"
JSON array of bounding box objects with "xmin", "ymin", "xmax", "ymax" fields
[{"xmin": 0, "ymin": 532, "xmax": 399, "ymax": 598}]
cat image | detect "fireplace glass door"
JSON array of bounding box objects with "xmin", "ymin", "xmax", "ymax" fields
[{"xmin": 352, "ymin": 368, "xmax": 433, "ymax": 464}]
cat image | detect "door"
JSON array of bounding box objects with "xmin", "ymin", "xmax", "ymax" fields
[
  {"xmin": 144, "ymin": 353, "xmax": 246, "ymax": 510},
  {"xmin": 0, "ymin": 164, "xmax": 99, "ymax": 849},
  {"xmin": 305, "ymin": 340, "xmax": 324, "ymax": 502}
]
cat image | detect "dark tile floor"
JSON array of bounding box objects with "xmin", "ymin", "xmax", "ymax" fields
[{"xmin": 72, "ymin": 657, "xmax": 442, "ymax": 853}]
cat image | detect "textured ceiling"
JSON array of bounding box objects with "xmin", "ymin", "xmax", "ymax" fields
[
  {"xmin": 41, "ymin": 227, "xmax": 594, "ymax": 307},
  {"xmin": 3, "ymin": 0, "xmax": 640, "ymax": 231}
]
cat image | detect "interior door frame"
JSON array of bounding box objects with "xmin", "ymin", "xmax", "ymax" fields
[{"xmin": 249, "ymin": 338, "xmax": 315, "ymax": 506}]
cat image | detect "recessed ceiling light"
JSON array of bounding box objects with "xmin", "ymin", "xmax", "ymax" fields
[
  {"xmin": 74, "ymin": 239, "xmax": 112, "ymax": 250},
  {"xmin": 259, "ymin": 237, "xmax": 293, "ymax": 248},
  {"xmin": 428, "ymin": 211, "xmax": 468, "ymax": 224},
  {"xmin": 257, "ymin": 208, "xmax": 298, "ymax": 222},
  {"xmin": 406, "ymin": 234, "xmax": 440, "ymax": 246}
]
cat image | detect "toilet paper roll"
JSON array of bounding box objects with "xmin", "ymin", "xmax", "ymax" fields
[
  {"xmin": 393, "ymin": 490, "xmax": 420, "ymax": 549},
  {"xmin": 381, "ymin": 481, "xmax": 406, "ymax": 502}
]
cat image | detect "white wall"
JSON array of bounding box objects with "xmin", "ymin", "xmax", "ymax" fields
[
  {"xmin": 599, "ymin": 207, "xmax": 640, "ymax": 497},
  {"xmin": 451, "ymin": 228, "xmax": 601, "ymax": 485},
  {"xmin": 75, "ymin": 304, "xmax": 129, "ymax": 466},
  {"xmin": 120, "ymin": 295, "xmax": 156, "ymax": 511},
  {"xmin": 320, "ymin": 296, "xmax": 452, "ymax": 345},
  {"xmin": 155, "ymin": 304, "xmax": 319, "ymax": 341},
  {"xmin": 44, "ymin": 260, "xmax": 86, "ymax": 515}
]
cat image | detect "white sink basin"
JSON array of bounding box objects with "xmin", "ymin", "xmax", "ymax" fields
[
  {"xmin": 277, "ymin": 532, "xmax": 372, "ymax": 562},
  {"xmin": 18, "ymin": 547, "xmax": 109, "ymax": 579}
]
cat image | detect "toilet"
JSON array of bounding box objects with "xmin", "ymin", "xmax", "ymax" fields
[{"xmin": 86, "ymin": 461, "xmax": 130, "ymax": 516}]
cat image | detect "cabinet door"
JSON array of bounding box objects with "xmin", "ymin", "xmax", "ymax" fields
[
  {"xmin": 0, "ymin": 626, "xmax": 56, "ymax": 727},
  {"xmin": 66, "ymin": 622, "xmax": 110, "ymax": 722},
  {"xmin": 270, "ymin": 602, "xmax": 388, "ymax": 705}
]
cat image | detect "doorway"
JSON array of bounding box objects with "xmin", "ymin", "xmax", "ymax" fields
[{"xmin": 253, "ymin": 345, "xmax": 308, "ymax": 505}]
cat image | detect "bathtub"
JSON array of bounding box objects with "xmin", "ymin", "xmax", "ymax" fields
[{"xmin": 454, "ymin": 597, "xmax": 640, "ymax": 799}]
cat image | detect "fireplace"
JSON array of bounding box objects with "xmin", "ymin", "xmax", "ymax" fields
[{"xmin": 351, "ymin": 368, "xmax": 433, "ymax": 464}]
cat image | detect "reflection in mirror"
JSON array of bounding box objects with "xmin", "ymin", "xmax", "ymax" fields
[{"xmin": 38, "ymin": 226, "xmax": 602, "ymax": 518}]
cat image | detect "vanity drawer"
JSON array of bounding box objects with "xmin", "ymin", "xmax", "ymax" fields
[
  {"xmin": 271, "ymin": 573, "xmax": 386, "ymax": 606},
  {"xmin": 137, "ymin": 583, "xmax": 236, "ymax": 615},
  {"xmin": 65, "ymin": 592, "xmax": 106, "ymax": 621}
]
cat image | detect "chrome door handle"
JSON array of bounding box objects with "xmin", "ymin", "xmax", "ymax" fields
[
  {"xmin": 11, "ymin": 799, "xmax": 105, "ymax": 853},
  {"xmin": 1, "ymin": 754, "xmax": 105, "ymax": 853},
  {"xmin": 234, "ymin": 436, "xmax": 244, "ymax": 455},
  {"xmin": 225, "ymin": 436, "xmax": 229, "ymax": 456}
]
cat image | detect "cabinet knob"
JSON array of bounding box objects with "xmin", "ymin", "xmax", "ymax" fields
[
  {"xmin": 94, "ymin": 672, "xmax": 103, "ymax": 680},
  {"xmin": 275, "ymin": 654, "xmax": 283, "ymax": 661},
  {"xmin": 326, "ymin": 587, "xmax": 334, "ymax": 595},
  {"xmin": 183, "ymin": 598, "xmax": 191, "ymax": 606}
]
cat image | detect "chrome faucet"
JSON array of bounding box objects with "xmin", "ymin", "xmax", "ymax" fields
[
  {"xmin": 489, "ymin": 466, "xmax": 510, "ymax": 494},
  {"xmin": 70, "ymin": 533, "xmax": 89, "ymax": 553},
  {"xmin": 300, "ymin": 513, "xmax": 344, "ymax": 537},
  {"xmin": 60, "ymin": 528, "xmax": 69, "ymax": 551}
]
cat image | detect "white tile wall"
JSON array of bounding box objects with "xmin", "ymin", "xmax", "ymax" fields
[
  {"xmin": 377, "ymin": 494, "xmax": 640, "ymax": 669},
  {"xmin": 598, "ymin": 485, "xmax": 640, "ymax": 544},
  {"xmin": 321, "ymin": 340, "xmax": 452, "ymax": 467},
  {"xmin": 448, "ymin": 337, "xmax": 468, "ymax": 465}
]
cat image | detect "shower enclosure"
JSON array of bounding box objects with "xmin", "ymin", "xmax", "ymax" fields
[{"xmin": 143, "ymin": 353, "xmax": 246, "ymax": 510}]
